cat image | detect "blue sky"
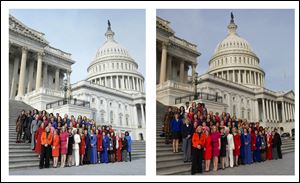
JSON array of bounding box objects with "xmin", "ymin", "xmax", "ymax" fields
[
  {"xmin": 157, "ymin": 9, "xmax": 295, "ymax": 92},
  {"xmin": 10, "ymin": 9, "xmax": 145, "ymax": 84}
]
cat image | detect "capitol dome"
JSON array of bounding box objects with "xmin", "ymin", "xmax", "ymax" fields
[
  {"xmin": 87, "ymin": 21, "xmax": 144, "ymax": 93},
  {"xmin": 208, "ymin": 13, "xmax": 265, "ymax": 88}
]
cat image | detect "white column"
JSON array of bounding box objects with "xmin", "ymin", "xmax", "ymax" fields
[
  {"xmin": 105, "ymin": 77, "xmax": 108, "ymax": 87},
  {"xmin": 159, "ymin": 42, "xmax": 167, "ymax": 84},
  {"xmin": 227, "ymin": 70, "xmax": 229, "ymax": 80},
  {"xmin": 66, "ymin": 71, "xmax": 71, "ymax": 98},
  {"xmin": 180, "ymin": 61, "xmax": 184, "ymax": 82},
  {"xmin": 43, "ymin": 63, "xmax": 48, "ymax": 88},
  {"xmin": 10, "ymin": 55, "xmax": 20, "ymax": 98},
  {"xmin": 288, "ymin": 103, "xmax": 291, "ymax": 121},
  {"xmin": 140, "ymin": 103, "xmax": 145, "ymax": 128},
  {"xmin": 35, "ymin": 52, "xmax": 43, "ymax": 90},
  {"xmin": 133, "ymin": 104, "xmax": 139, "ymax": 128},
  {"xmin": 110, "ymin": 76, "xmax": 113, "ymax": 88},
  {"xmin": 27, "ymin": 60, "xmax": 34, "ymax": 93},
  {"xmin": 17, "ymin": 47, "xmax": 28, "ymax": 97},
  {"xmin": 192, "ymin": 64, "xmax": 196, "ymax": 81},
  {"xmin": 116, "ymin": 76, "xmax": 119, "ymax": 89},
  {"xmin": 167, "ymin": 55, "xmax": 172, "ymax": 80},
  {"xmin": 133, "ymin": 77, "xmax": 136, "ymax": 90},
  {"xmin": 262, "ymin": 98, "xmax": 266, "ymax": 122},
  {"xmin": 272, "ymin": 100, "xmax": 275, "ymax": 122},
  {"xmin": 55, "ymin": 68, "xmax": 60, "ymax": 90},
  {"xmin": 250, "ymin": 71, "xmax": 253, "ymax": 84},
  {"xmin": 275, "ymin": 102, "xmax": 279, "ymax": 122},
  {"xmin": 238, "ymin": 70, "xmax": 241, "ymax": 83},
  {"xmin": 281, "ymin": 101, "xmax": 286, "ymax": 123},
  {"xmin": 254, "ymin": 100, "xmax": 259, "ymax": 121},
  {"xmin": 266, "ymin": 99, "xmax": 269, "ymax": 122},
  {"xmin": 233, "ymin": 70, "xmax": 236, "ymax": 82},
  {"xmin": 136, "ymin": 78, "xmax": 140, "ymax": 91}
]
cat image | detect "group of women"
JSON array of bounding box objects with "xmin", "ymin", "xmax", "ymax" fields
[
  {"xmin": 15, "ymin": 110, "xmax": 132, "ymax": 169},
  {"xmin": 162, "ymin": 102, "xmax": 283, "ymax": 175}
]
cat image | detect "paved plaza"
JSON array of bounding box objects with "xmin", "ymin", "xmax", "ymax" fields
[
  {"xmin": 10, "ymin": 158, "xmax": 145, "ymax": 176},
  {"xmin": 199, "ymin": 152, "xmax": 295, "ymax": 175}
]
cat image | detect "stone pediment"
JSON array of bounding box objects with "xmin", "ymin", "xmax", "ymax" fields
[
  {"xmin": 9, "ymin": 15, "xmax": 49, "ymax": 45},
  {"xmin": 284, "ymin": 90, "xmax": 295, "ymax": 99}
]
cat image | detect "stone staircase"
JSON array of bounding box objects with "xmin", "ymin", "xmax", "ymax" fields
[
  {"xmin": 9, "ymin": 100, "xmax": 145, "ymax": 170},
  {"xmin": 9, "ymin": 100, "xmax": 37, "ymax": 170},
  {"xmin": 156, "ymin": 100, "xmax": 295, "ymax": 175}
]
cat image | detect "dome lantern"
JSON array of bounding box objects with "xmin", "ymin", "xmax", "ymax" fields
[{"xmin": 227, "ymin": 12, "xmax": 238, "ymax": 35}]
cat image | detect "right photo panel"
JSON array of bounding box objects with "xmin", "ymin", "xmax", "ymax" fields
[{"xmin": 156, "ymin": 9, "xmax": 295, "ymax": 175}]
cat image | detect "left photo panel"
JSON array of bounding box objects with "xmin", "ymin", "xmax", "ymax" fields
[{"xmin": 9, "ymin": 9, "xmax": 146, "ymax": 175}]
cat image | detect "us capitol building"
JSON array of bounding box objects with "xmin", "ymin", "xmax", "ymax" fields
[
  {"xmin": 156, "ymin": 14, "xmax": 295, "ymax": 133},
  {"xmin": 9, "ymin": 15, "xmax": 145, "ymax": 140}
]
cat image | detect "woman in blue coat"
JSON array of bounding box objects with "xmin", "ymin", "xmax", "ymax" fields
[
  {"xmin": 84, "ymin": 129, "xmax": 91, "ymax": 164},
  {"xmin": 170, "ymin": 113, "xmax": 183, "ymax": 153},
  {"xmin": 90, "ymin": 129, "xmax": 97, "ymax": 164},
  {"xmin": 125, "ymin": 131, "xmax": 132, "ymax": 162},
  {"xmin": 101, "ymin": 132, "xmax": 109, "ymax": 163},
  {"xmin": 254, "ymin": 130, "xmax": 262, "ymax": 162},
  {"xmin": 241, "ymin": 128, "xmax": 252, "ymax": 164}
]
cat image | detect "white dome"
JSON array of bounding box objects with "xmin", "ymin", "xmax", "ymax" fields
[
  {"xmin": 214, "ymin": 34, "xmax": 253, "ymax": 55},
  {"xmin": 208, "ymin": 14, "xmax": 265, "ymax": 89},
  {"xmin": 94, "ymin": 40, "xmax": 131, "ymax": 60},
  {"xmin": 87, "ymin": 21, "xmax": 144, "ymax": 93}
]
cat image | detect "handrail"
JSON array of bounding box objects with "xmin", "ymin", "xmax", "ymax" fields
[
  {"xmin": 46, "ymin": 98, "xmax": 90, "ymax": 109},
  {"xmin": 175, "ymin": 92, "xmax": 223, "ymax": 104}
]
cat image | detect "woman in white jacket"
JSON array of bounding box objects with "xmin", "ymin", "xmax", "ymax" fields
[
  {"xmin": 226, "ymin": 127, "xmax": 235, "ymax": 168},
  {"xmin": 73, "ymin": 128, "xmax": 81, "ymax": 166}
]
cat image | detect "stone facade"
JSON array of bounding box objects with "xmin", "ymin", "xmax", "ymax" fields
[
  {"xmin": 157, "ymin": 15, "xmax": 295, "ymax": 133},
  {"xmin": 9, "ymin": 15, "xmax": 74, "ymax": 109},
  {"xmin": 156, "ymin": 17, "xmax": 201, "ymax": 105}
]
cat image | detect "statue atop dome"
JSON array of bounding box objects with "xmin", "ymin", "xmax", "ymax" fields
[
  {"xmin": 108, "ymin": 20, "xmax": 111, "ymax": 30},
  {"xmin": 230, "ymin": 12, "xmax": 234, "ymax": 23},
  {"xmin": 105, "ymin": 19, "xmax": 115, "ymax": 41}
]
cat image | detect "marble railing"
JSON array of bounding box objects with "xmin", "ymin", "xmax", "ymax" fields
[
  {"xmin": 45, "ymin": 46, "xmax": 72, "ymax": 59},
  {"xmin": 170, "ymin": 36, "xmax": 198, "ymax": 52},
  {"xmin": 156, "ymin": 80, "xmax": 193, "ymax": 91},
  {"xmin": 25, "ymin": 88, "xmax": 64, "ymax": 99}
]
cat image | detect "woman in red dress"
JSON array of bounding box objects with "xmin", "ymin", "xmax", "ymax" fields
[
  {"xmin": 59, "ymin": 126, "xmax": 68, "ymax": 168},
  {"xmin": 233, "ymin": 127, "xmax": 241, "ymax": 166},
  {"xmin": 266, "ymin": 131, "xmax": 273, "ymax": 160},
  {"xmin": 115, "ymin": 132, "xmax": 123, "ymax": 162},
  {"xmin": 52, "ymin": 129, "xmax": 60, "ymax": 168},
  {"xmin": 96, "ymin": 130, "xmax": 103, "ymax": 163},
  {"xmin": 203, "ymin": 128, "xmax": 212, "ymax": 172},
  {"xmin": 79, "ymin": 129, "xmax": 86, "ymax": 165},
  {"xmin": 187, "ymin": 108, "xmax": 194, "ymax": 123},
  {"xmin": 35, "ymin": 122, "xmax": 45, "ymax": 157}
]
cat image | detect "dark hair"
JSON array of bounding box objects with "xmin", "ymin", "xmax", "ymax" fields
[{"xmin": 125, "ymin": 131, "xmax": 129, "ymax": 136}]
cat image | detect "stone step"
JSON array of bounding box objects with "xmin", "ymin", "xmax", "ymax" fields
[
  {"xmin": 9, "ymin": 162, "xmax": 39, "ymax": 169},
  {"xmin": 10, "ymin": 152, "xmax": 38, "ymax": 158},
  {"xmin": 10, "ymin": 157, "xmax": 39, "ymax": 164},
  {"xmin": 282, "ymin": 149, "xmax": 295, "ymax": 154},
  {"xmin": 157, "ymin": 165, "xmax": 190, "ymax": 175},
  {"xmin": 9, "ymin": 148, "xmax": 34, "ymax": 153},
  {"xmin": 157, "ymin": 160, "xmax": 191, "ymax": 170},
  {"xmin": 157, "ymin": 152, "xmax": 183, "ymax": 160}
]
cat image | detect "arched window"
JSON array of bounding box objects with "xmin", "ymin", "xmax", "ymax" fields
[
  {"xmin": 100, "ymin": 110, "xmax": 105, "ymax": 124},
  {"xmin": 119, "ymin": 113, "xmax": 123, "ymax": 126},
  {"xmin": 233, "ymin": 105, "xmax": 236, "ymax": 116},
  {"xmin": 110, "ymin": 111, "xmax": 113, "ymax": 124},
  {"xmin": 126, "ymin": 115, "xmax": 129, "ymax": 126}
]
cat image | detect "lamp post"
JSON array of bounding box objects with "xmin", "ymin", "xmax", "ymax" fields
[
  {"xmin": 193, "ymin": 72, "xmax": 200, "ymax": 100},
  {"xmin": 62, "ymin": 77, "xmax": 68, "ymax": 103}
]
